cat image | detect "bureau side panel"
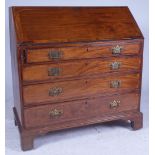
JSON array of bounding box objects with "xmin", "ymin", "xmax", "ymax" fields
[
  {"xmin": 138, "ymin": 39, "xmax": 144, "ymax": 111},
  {"xmin": 9, "ymin": 7, "xmax": 23, "ymax": 125}
]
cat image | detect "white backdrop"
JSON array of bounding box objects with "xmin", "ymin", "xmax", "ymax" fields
[{"xmin": 5, "ymin": 0, "xmax": 149, "ymax": 154}]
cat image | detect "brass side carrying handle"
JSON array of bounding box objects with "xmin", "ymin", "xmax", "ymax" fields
[
  {"xmin": 48, "ymin": 68, "xmax": 61, "ymax": 76},
  {"xmin": 110, "ymin": 80, "xmax": 121, "ymax": 88},
  {"xmin": 49, "ymin": 109, "xmax": 63, "ymax": 118},
  {"xmin": 49, "ymin": 87, "xmax": 63, "ymax": 96},
  {"xmin": 110, "ymin": 62, "xmax": 121, "ymax": 70},
  {"xmin": 48, "ymin": 51, "xmax": 62, "ymax": 59},
  {"xmin": 110, "ymin": 100, "xmax": 120, "ymax": 109},
  {"xmin": 112, "ymin": 45, "xmax": 123, "ymax": 54}
]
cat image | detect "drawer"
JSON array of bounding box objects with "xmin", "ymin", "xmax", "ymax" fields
[
  {"xmin": 24, "ymin": 93, "xmax": 139, "ymax": 128},
  {"xmin": 23, "ymin": 74, "xmax": 140, "ymax": 105},
  {"xmin": 22, "ymin": 57, "xmax": 141, "ymax": 82},
  {"xmin": 26, "ymin": 42, "xmax": 141, "ymax": 63}
]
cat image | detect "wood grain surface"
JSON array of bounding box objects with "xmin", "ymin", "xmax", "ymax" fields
[
  {"xmin": 24, "ymin": 93, "xmax": 140, "ymax": 128},
  {"xmin": 23, "ymin": 57, "xmax": 141, "ymax": 82},
  {"xmin": 12, "ymin": 7, "xmax": 143, "ymax": 44},
  {"xmin": 26, "ymin": 42, "xmax": 141, "ymax": 63},
  {"xmin": 23, "ymin": 74, "xmax": 140, "ymax": 105}
]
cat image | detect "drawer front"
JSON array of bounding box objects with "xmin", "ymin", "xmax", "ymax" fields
[
  {"xmin": 23, "ymin": 74, "xmax": 140, "ymax": 105},
  {"xmin": 24, "ymin": 93, "xmax": 139, "ymax": 128},
  {"xmin": 26, "ymin": 43, "xmax": 141, "ymax": 63},
  {"xmin": 23, "ymin": 57, "xmax": 141, "ymax": 82}
]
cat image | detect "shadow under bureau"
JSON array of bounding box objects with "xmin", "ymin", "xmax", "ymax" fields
[{"xmin": 9, "ymin": 7, "xmax": 144, "ymax": 151}]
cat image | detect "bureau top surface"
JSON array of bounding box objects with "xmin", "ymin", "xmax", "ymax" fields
[{"xmin": 11, "ymin": 7, "xmax": 143, "ymax": 45}]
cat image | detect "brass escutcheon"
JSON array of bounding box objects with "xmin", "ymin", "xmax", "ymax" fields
[
  {"xmin": 110, "ymin": 100, "xmax": 120, "ymax": 109},
  {"xmin": 49, "ymin": 87, "xmax": 63, "ymax": 96},
  {"xmin": 110, "ymin": 80, "xmax": 121, "ymax": 88},
  {"xmin": 112, "ymin": 45, "xmax": 123, "ymax": 54},
  {"xmin": 48, "ymin": 51, "xmax": 62, "ymax": 59},
  {"xmin": 48, "ymin": 68, "xmax": 61, "ymax": 76},
  {"xmin": 49, "ymin": 109, "xmax": 63, "ymax": 118},
  {"xmin": 110, "ymin": 62, "xmax": 121, "ymax": 70}
]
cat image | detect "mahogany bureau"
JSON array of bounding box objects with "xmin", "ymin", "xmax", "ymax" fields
[{"xmin": 9, "ymin": 7, "xmax": 144, "ymax": 151}]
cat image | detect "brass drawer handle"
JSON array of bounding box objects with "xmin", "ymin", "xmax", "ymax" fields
[
  {"xmin": 48, "ymin": 51, "xmax": 62, "ymax": 59},
  {"xmin": 110, "ymin": 62, "xmax": 121, "ymax": 70},
  {"xmin": 48, "ymin": 68, "xmax": 61, "ymax": 76},
  {"xmin": 49, "ymin": 87, "xmax": 63, "ymax": 96},
  {"xmin": 110, "ymin": 80, "xmax": 121, "ymax": 88},
  {"xmin": 112, "ymin": 45, "xmax": 123, "ymax": 54},
  {"xmin": 49, "ymin": 109, "xmax": 63, "ymax": 118},
  {"xmin": 110, "ymin": 100, "xmax": 120, "ymax": 109}
]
